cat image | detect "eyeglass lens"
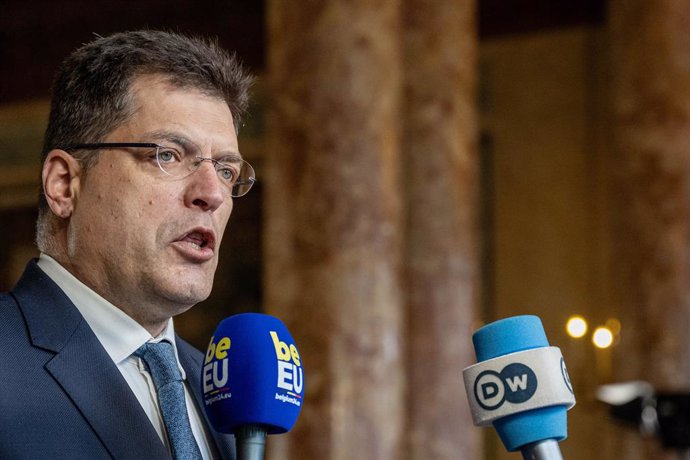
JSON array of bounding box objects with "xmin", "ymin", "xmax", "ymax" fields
[{"xmin": 154, "ymin": 144, "xmax": 255, "ymax": 197}]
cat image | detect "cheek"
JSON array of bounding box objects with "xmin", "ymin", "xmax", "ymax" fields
[
  {"xmin": 91, "ymin": 188, "xmax": 152, "ymax": 238},
  {"xmin": 132, "ymin": 181, "xmax": 178, "ymax": 218},
  {"xmin": 100, "ymin": 193, "xmax": 125, "ymax": 220},
  {"xmin": 78, "ymin": 166, "xmax": 172, "ymax": 245},
  {"xmin": 215, "ymin": 202, "xmax": 234, "ymax": 242}
]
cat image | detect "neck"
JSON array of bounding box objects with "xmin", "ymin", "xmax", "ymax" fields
[{"xmin": 42, "ymin": 250, "xmax": 173, "ymax": 338}]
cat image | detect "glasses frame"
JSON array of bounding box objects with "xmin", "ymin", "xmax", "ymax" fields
[{"xmin": 61, "ymin": 142, "xmax": 256, "ymax": 198}]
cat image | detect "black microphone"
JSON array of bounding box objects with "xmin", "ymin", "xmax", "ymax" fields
[
  {"xmin": 201, "ymin": 313, "xmax": 305, "ymax": 460},
  {"xmin": 463, "ymin": 315, "xmax": 576, "ymax": 459},
  {"xmin": 598, "ymin": 381, "xmax": 690, "ymax": 452}
]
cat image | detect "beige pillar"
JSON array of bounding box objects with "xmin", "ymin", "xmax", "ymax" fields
[
  {"xmin": 265, "ymin": 2, "xmax": 404, "ymax": 459},
  {"xmin": 609, "ymin": 1, "xmax": 690, "ymax": 458},
  {"xmin": 402, "ymin": 1, "xmax": 481, "ymax": 459}
]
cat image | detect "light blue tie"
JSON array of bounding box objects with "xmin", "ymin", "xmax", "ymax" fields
[{"xmin": 135, "ymin": 341, "xmax": 203, "ymax": 460}]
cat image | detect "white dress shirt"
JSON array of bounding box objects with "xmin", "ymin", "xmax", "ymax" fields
[{"xmin": 37, "ymin": 253, "xmax": 215, "ymax": 459}]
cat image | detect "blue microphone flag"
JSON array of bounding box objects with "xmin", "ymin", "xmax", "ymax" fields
[
  {"xmin": 202, "ymin": 313, "xmax": 305, "ymax": 435},
  {"xmin": 463, "ymin": 315, "xmax": 575, "ymax": 452}
]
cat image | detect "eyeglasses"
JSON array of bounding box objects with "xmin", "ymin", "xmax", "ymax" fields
[{"xmin": 61, "ymin": 142, "xmax": 256, "ymax": 198}]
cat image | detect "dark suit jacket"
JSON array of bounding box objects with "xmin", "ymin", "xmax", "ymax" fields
[{"xmin": 0, "ymin": 260, "xmax": 236, "ymax": 459}]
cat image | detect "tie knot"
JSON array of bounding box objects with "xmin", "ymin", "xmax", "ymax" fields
[{"xmin": 135, "ymin": 341, "xmax": 182, "ymax": 388}]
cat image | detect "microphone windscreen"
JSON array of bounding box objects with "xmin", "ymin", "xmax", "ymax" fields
[
  {"xmin": 469, "ymin": 315, "xmax": 570, "ymax": 451},
  {"xmin": 472, "ymin": 315, "xmax": 549, "ymax": 362},
  {"xmin": 201, "ymin": 313, "xmax": 305, "ymax": 434}
]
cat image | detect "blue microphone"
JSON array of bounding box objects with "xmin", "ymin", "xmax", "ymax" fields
[
  {"xmin": 202, "ymin": 313, "xmax": 305, "ymax": 460},
  {"xmin": 463, "ymin": 315, "xmax": 576, "ymax": 459}
]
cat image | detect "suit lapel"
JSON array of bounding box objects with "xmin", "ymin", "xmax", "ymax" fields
[
  {"xmin": 178, "ymin": 337, "xmax": 236, "ymax": 460},
  {"xmin": 45, "ymin": 321, "xmax": 170, "ymax": 459},
  {"xmin": 13, "ymin": 261, "xmax": 170, "ymax": 460}
]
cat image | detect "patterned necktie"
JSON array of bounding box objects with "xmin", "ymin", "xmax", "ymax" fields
[{"xmin": 135, "ymin": 341, "xmax": 203, "ymax": 460}]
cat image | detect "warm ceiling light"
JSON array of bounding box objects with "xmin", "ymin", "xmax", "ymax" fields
[
  {"xmin": 566, "ymin": 315, "xmax": 588, "ymax": 339},
  {"xmin": 593, "ymin": 327, "xmax": 614, "ymax": 349}
]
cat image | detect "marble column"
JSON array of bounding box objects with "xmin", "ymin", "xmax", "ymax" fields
[
  {"xmin": 265, "ymin": 2, "xmax": 404, "ymax": 459},
  {"xmin": 402, "ymin": 0, "xmax": 481, "ymax": 459},
  {"xmin": 609, "ymin": 1, "xmax": 690, "ymax": 458}
]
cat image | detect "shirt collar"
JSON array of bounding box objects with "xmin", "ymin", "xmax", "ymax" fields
[{"xmin": 36, "ymin": 253, "xmax": 187, "ymax": 379}]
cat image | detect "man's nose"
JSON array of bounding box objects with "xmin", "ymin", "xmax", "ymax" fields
[{"xmin": 184, "ymin": 159, "xmax": 226, "ymax": 211}]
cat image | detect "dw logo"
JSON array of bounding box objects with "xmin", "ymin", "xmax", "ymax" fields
[
  {"xmin": 561, "ymin": 357, "xmax": 573, "ymax": 394},
  {"xmin": 473, "ymin": 363, "xmax": 538, "ymax": 410}
]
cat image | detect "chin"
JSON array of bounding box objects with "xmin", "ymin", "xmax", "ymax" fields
[
  {"xmin": 173, "ymin": 283, "xmax": 213, "ymax": 306},
  {"xmin": 147, "ymin": 265, "xmax": 215, "ymax": 304}
]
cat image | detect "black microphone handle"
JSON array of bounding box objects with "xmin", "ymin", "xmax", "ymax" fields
[
  {"xmin": 235, "ymin": 424, "xmax": 267, "ymax": 460},
  {"xmin": 520, "ymin": 439, "xmax": 564, "ymax": 460}
]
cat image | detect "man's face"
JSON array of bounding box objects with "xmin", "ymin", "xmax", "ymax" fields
[{"xmin": 65, "ymin": 74, "xmax": 239, "ymax": 330}]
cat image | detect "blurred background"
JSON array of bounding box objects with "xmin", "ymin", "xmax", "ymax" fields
[{"xmin": 2, "ymin": 0, "xmax": 689, "ymax": 459}]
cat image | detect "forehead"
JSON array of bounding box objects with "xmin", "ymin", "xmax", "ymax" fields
[
  {"xmin": 115, "ymin": 74, "xmax": 238, "ymax": 150},
  {"xmin": 128, "ymin": 74, "xmax": 231, "ymax": 118}
]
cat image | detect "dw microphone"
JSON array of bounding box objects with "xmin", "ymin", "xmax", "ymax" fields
[
  {"xmin": 202, "ymin": 313, "xmax": 305, "ymax": 460},
  {"xmin": 463, "ymin": 315, "xmax": 576, "ymax": 459}
]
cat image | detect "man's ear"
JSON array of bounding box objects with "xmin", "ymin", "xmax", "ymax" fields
[{"xmin": 42, "ymin": 150, "xmax": 82, "ymax": 219}]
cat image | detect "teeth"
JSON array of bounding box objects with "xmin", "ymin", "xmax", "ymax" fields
[
  {"xmin": 184, "ymin": 233, "xmax": 209, "ymax": 249},
  {"xmin": 184, "ymin": 233, "xmax": 207, "ymax": 249}
]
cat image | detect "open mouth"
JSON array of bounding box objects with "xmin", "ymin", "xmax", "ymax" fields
[{"xmin": 179, "ymin": 228, "xmax": 216, "ymax": 251}]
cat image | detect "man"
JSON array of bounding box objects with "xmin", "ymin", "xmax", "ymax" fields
[{"xmin": 0, "ymin": 30, "xmax": 254, "ymax": 459}]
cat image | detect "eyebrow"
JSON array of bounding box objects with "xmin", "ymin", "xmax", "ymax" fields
[{"xmin": 143, "ymin": 129, "xmax": 243, "ymax": 161}]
